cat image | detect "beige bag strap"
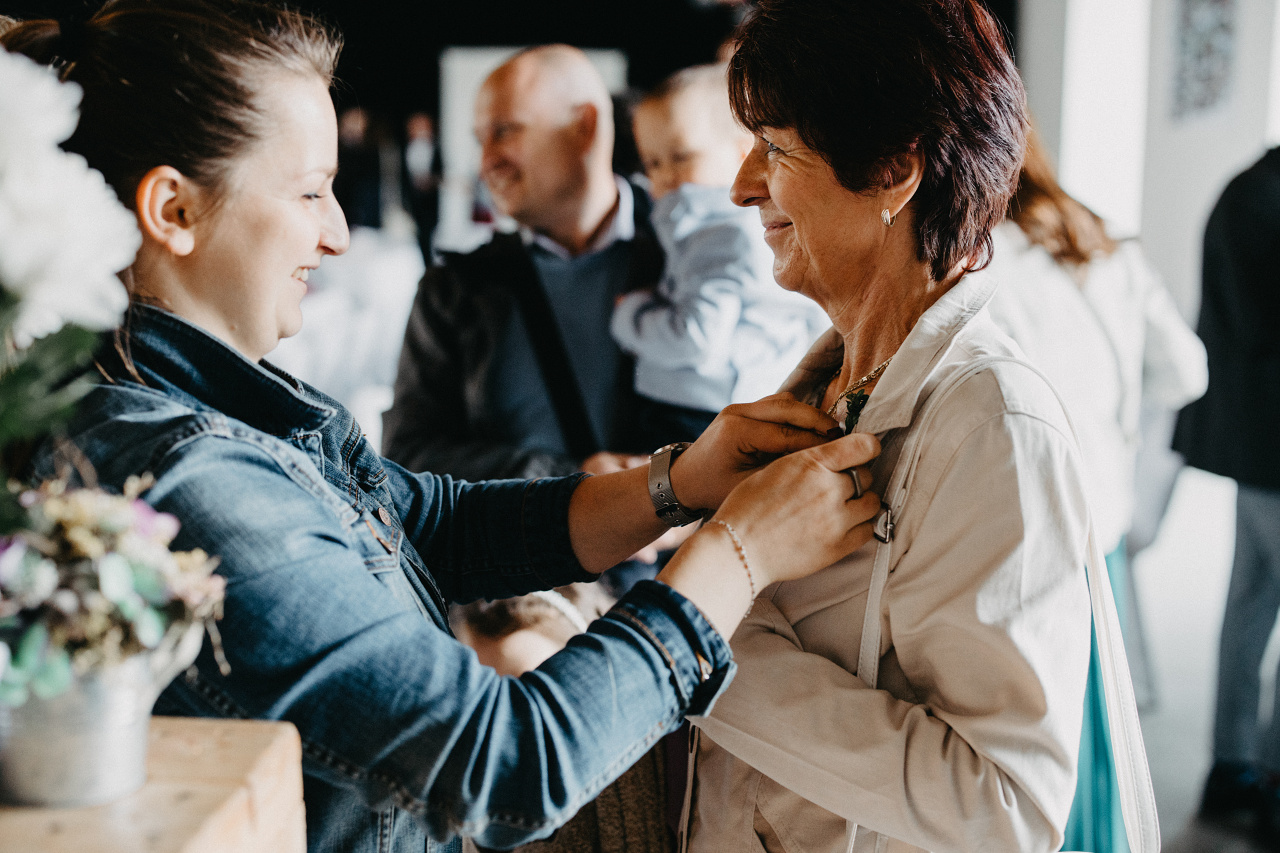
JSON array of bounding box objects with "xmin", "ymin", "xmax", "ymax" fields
[
  {"xmin": 857, "ymin": 355, "xmax": 1160, "ymax": 853},
  {"xmin": 677, "ymin": 725, "xmax": 699, "ymax": 853}
]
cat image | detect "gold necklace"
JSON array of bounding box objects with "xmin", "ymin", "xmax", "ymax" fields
[{"xmin": 826, "ymin": 356, "xmax": 892, "ymax": 431}]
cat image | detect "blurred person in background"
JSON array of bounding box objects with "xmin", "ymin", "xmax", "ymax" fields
[
  {"xmin": 453, "ymin": 585, "xmax": 672, "ymax": 853},
  {"xmin": 383, "ymin": 44, "xmax": 670, "ymax": 593},
  {"xmin": 1174, "ymin": 147, "xmax": 1280, "ymax": 841},
  {"xmin": 334, "ymin": 105, "xmax": 383, "ymax": 229},
  {"xmin": 980, "ymin": 132, "xmax": 1207, "ymax": 852},
  {"xmin": 612, "ymin": 63, "xmax": 829, "ymax": 449},
  {"xmin": 384, "ymin": 44, "xmax": 663, "ymax": 482},
  {"xmin": 404, "ymin": 111, "xmax": 442, "ymax": 263}
]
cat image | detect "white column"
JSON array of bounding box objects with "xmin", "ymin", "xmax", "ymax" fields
[{"xmin": 1018, "ymin": 0, "xmax": 1154, "ymax": 239}]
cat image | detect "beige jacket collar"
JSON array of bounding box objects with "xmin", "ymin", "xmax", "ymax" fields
[{"xmin": 779, "ymin": 271, "xmax": 999, "ymax": 435}]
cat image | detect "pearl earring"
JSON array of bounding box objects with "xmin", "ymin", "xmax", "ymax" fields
[{"xmin": 881, "ymin": 208, "xmax": 896, "ymax": 227}]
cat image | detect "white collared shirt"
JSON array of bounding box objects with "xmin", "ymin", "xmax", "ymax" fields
[
  {"xmin": 689, "ymin": 273, "xmax": 1093, "ymax": 853},
  {"xmin": 520, "ymin": 175, "xmax": 635, "ymax": 260}
]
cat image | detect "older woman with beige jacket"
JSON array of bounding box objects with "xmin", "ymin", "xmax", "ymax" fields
[{"xmin": 685, "ymin": 1, "xmax": 1101, "ymax": 851}]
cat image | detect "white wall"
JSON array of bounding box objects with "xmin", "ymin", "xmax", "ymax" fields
[
  {"xmin": 1021, "ymin": 0, "xmax": 1280, "ymax": 317},
  {"xmin": 1018, "ymin": 0, "xmax": 1153, "ymax": 239},
  {"xmin": 435, "ymin": 47, "xmax": 628, "ymax": 253},
  {"xmin": 1141, "ymin": 0, "xmax": 1280, "ymax": 318},
  {"xmin": 1018, "ymin": 0, "xmax": 1069, "ymax": 167}
]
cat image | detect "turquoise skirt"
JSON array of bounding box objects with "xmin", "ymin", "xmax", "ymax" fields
[{"xmin": 1061, "ymin": 543, "xmax": 1130, "ymax": 853}]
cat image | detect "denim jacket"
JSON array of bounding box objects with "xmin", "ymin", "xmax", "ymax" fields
[{"xmin": 32, "ymin": 305, "xmax": 734, "ymax": 853}]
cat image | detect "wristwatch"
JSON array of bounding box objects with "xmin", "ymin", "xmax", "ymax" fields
[{"xmin": 648, "ymin": 442, "xmax": 703, "ymax": 527}]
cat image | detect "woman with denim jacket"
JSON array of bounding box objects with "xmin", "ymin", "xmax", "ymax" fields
[{"xmin": 3, "ymin": 4, "xmax": 884, "ymax": 851}]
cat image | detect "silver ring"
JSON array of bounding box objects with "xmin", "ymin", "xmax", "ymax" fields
[{"xmin": 847, "ymin": 467, "xmax": 863, "ymax": 499}]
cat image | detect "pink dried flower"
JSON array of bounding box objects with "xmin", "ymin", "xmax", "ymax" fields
[{"xmin": 129, "ymin": 500, "xmax": 180, "ymax": 544}]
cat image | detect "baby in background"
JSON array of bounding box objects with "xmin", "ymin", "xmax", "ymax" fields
[{"xmin": 611, "ymin": 64, "xmax": 830, "ymax": 448}]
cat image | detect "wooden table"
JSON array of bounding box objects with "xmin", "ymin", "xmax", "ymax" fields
[{"xmin": 0, "ymin": 716, "xmax": 305, "ymax": 853}]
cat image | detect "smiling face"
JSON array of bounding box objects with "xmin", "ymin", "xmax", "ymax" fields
[
  {"xmin": 184, "ymin": 72, "xmax": 348, "ymax": 361},
  {"xmin": 632, "ymin": 90, "xmax": 752, "ymax": 199},
  {"xmin": 730, "ymin": 126, "xmax": 886, "ymax": 310},
  {"xmin": 473, "ymin": 61, "xmax": 587, "ymax": 231}
]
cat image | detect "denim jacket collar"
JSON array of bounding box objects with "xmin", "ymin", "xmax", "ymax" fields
[{"xmin": 102, "ymin": 304, "xmax": 334, "ymax": 438}]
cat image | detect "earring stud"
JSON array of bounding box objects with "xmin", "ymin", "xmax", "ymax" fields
[{"xmin": 881, "ymin": 208, "xmax": 896, "ymax": 227}]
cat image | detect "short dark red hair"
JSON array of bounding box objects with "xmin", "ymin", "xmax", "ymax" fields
[{"xmin": 729, "ymin": 0, "xmax": 1026, "ymax": 282}]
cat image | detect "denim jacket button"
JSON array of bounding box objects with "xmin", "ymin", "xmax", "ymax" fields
[{"xmin": 378, "ymin": 507, "xmax": 393, "ymax": 525}]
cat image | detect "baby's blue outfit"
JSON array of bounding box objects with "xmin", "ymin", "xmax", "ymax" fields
[{"xmin": 611, "ymin": 184, "xmax": 829, "ymax": 411}]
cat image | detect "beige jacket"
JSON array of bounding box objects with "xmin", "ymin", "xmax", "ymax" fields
[{"xmin": 688, "ymin": 273, "xmax": 1093, "ymax": 853}]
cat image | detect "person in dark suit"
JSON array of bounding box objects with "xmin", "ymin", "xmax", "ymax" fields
[
  {"xmin": 1176, "ymin": 147, "xmax": 1280, "ymax": 837},
  {"xmin": 384, "ymin": 45, "xmax": 672, "ymax": 591},
  {"xmin": 384, "ymin": 45, "xmax": 664, "ymax": 482}
]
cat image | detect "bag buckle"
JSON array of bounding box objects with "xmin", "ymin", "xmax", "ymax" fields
[{"xmin": 873, "ymin": 507, "xmax": 895, "ymax": 543}]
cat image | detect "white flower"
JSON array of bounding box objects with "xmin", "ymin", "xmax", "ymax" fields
[
  {"xmin": 0, "ymin": 539, "xmax": 26, "ymax": 587},
  {"xmin": 0, "ymin": 46, "xmax": 140, "ymax": 345},
  {"xmin": 17, "ymin": 556, "xmax": 58, "ymax": 608},
  {"xmin": 0, "ymin": 46, "xmax": 79, "ymax": 159}
]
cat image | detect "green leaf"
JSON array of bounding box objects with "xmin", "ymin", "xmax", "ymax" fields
[
  {"xmin": 116, "ymin": 594, "xmax": 142, "ymax": 621},
  {"xmin": 0, "ymin": 679, "xmax": 29, "ymax": 707},
  {"xmin": 0, "ymin": 374, "xmax": 96, "ymax": 447},
  {"xmin": 12, "ymin": 324, "xmax": 99, "ymax": 375},
  {"xmin": 0, "ymin": 491, "xmax": 26, "ymax": 537},
  {"xmin": 0, "ymin": 289, "xmax": 20, "ymax": 356},
  {"xmin": 97, "ymin": 553, "xmax": 134, "ymax": 604},
  {"xmin": 14, "ymin": 622, "xmax": 47, "ymax": 672},
  {"xmin": 30, "ymin": 646, "xmax": 71, "ymax": 700},
  {"xmin": 134, "ymin": 607, "xmax": 165, "ymax": 648},
  {"xmin": 0, "ymin": 323, "xmax": 101, "ymax": 450},
  {"xmin": 129, "ymin": 563, "xmax": 168, "ymax": 605}
]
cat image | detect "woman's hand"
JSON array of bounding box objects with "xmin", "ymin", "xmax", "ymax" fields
[
  {"xmin": 565, "ymin": 396, "xmax": 862, "ymax": 579},
  {"xmin": 670, "ymin": 393, "xmax": 843, "ymax": 515},
  {"xmin": 710, "ymin": 430, "xmax": 881, "ymax": 587},
  {"xmin": 657, "ymin": 431, "xmax": 881, "ymax": 639}
]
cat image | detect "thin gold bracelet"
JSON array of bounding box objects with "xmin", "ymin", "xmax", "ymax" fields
[{"xmin": 707, "ymin": 519, "xmax": 756, "ymax": 612}]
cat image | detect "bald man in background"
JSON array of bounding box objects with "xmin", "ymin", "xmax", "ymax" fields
[{"xmin": 384, "ymin": 45, "xmax": 665, "ymax": 488}]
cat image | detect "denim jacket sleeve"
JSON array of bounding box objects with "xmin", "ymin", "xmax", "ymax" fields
[
  {"xmin": 146, "ymin": 431, "xmax": 734, "ymax": 847},
  {"xmin": 379, "ymin": 456, "xmax": 593, "ymax": 604}
]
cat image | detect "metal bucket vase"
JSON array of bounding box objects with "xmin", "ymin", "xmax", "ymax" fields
[{"xmin": 0, "ymin": 623, "xmax": 204, "ymax": 807}]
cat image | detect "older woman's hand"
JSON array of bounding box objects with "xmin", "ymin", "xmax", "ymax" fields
[
  {"xmin": 656, "ymin": 431, "xmax": 880, "ymax": 640},
  {"xmin": 710, "ymin": 431, "xmax": 882, "ymax": 587},
  {"xmin": 671, "ymin": 392, "xmax": 845, "ymax": 514}
]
